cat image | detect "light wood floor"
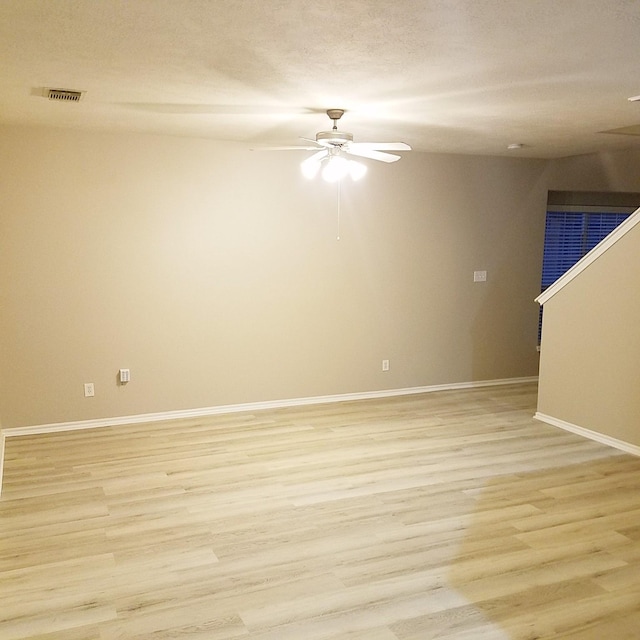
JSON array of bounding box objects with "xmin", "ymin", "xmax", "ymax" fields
[{"xmin": 2, "ymin": 382, "xmax": 640, "ymax": 639}]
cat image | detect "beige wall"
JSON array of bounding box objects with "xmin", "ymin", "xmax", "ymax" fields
[
  {"xmin": 547, "ymin": 146, "xmax": 640, "ymax": 193},
  {"xmin": 0, "ymin": 125, "xmax": 547, "ymax": 428},
  {"xmin": 536, "ymin": 219, "xmax": 640, "ymax": 444}
]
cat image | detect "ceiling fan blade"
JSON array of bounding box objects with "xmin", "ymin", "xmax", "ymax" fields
[
  {"xmin": 303, "ymin": 149, "xmax": 329, "ymax": 163},
  {"xmin": 251, "ymin": 145, "xmax": 320, "ymax": 151},
  {"xmin": 346, "ymin": 148, "xmax": 401, "ymax": 163},
  {"xmin": 301, "ymin": 149, "xmax": 328, "ymax": 178},
  {"xmin": 349, "ymin": 142, "xmax": 412, "ymax": 151},
  {"xmin": 300, "ymin": 137, "xmax": 331, "ymax": 149}
]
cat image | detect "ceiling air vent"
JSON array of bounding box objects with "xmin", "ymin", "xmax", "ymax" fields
[{"xmin": 46, "ymin": 88, "xmax": 84, "ymax": 102}]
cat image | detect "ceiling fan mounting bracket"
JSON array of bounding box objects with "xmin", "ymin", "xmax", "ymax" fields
[{"xmin": 326, "ymin": 108, "xmax": 345, "ymax": 122}]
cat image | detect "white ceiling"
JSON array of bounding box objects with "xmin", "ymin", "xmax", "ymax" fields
[{"xmin": 2, "ymin": 0, "xmax": 640, "ymax": 159}]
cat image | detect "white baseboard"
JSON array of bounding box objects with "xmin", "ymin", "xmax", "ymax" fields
[
  {"xmin": 534, "ymin": 412, "xmax": 640, "ymax": 457},
  {"xmin": 3, "ymin": 376, "xmax": 538, "ymax": 438},
  {"xmin": 0, "ymin": 376, "xmax": 537, "ymax": 496}
]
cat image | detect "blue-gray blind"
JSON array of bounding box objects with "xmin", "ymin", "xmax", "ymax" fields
[{"xmin": 539, "ymin": 210, "xmax": 630, "ymax": 341}]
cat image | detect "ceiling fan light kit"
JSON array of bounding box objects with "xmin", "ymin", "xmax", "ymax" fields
[
  {"xmin": 290, "ymin": 109, "xmax": 410, "ymax": 182},
  {"xmin": 322, "ymin": 156, "xmax": 368, "ymax": 183}
]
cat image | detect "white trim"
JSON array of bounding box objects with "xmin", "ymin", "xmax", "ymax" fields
[
  {"xmin": 536, "ymin": 207, "xmax": 640, "ymax": 306},
  {"xmin": 534, "ymin": 412, "xmax": 640, "ymax": 457},
  {"xmin": 3, "ymin": 377, "xmax": 538, "ymax": 438},
  {"xmin": 0, "ymin": 376, "xmax": 537, "ymax": 496}
]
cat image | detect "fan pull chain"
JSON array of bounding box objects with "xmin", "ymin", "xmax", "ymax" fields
[{"xmin": 336, "ymin": 179, "xmax": 341, "ymax": 241}]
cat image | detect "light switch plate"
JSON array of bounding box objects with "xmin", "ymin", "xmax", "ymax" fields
[{"xmin": 474, "ymin": 270, "xmax": 487, "ymax": 282}]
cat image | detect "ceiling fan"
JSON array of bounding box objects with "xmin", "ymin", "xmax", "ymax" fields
[{"xmin": 269, "ymin": 109, "xmax": 411, "ymax": 182}]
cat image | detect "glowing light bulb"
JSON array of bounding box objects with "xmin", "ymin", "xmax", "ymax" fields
[
  {"xmin": 348, "ymin": 160, "xmax": 367, "ymax": 181},
  {"xmin": 301, "ymin": 157, "xmax": 321, "ymax": 179},
  {"xmin": 322, "ymin": 156, "xmax": 349, "ymax": 182}
]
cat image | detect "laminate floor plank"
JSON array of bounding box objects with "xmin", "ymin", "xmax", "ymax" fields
[{"xmin": 2, "ymin": 382, "xmax": 640, "ymax": 639}]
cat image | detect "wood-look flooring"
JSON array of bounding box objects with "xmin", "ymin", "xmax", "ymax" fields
[{"xmin": 2, "ymin": 382, "xmax": 640, "ymax": 639}]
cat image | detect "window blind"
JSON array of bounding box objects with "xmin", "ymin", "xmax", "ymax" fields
[{"xmin": 538, "ymin": 210, "xmax": 630, "ymax": 342}]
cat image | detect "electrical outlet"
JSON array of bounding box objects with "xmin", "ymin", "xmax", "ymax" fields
[
  {"xmin": 382, "ymin": 359, "xmax": 390, "ymax": 372},
  {"xmin": 84, "ymin": 382, "xmax": 95, "ymax": 397}
]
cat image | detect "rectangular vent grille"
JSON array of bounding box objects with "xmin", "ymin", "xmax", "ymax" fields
[{"xmin": 47, "ymin": 89, "xmax": 83, "ymax": 102}]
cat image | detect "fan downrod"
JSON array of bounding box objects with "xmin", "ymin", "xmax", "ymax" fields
[{"xmin": 316, "ymin": 109, "xmax": 352, "ymax": 146}]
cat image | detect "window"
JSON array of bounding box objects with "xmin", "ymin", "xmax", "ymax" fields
[{"xmin": 539, "ymin": 208, "xmax": 631, "ymax": 342}]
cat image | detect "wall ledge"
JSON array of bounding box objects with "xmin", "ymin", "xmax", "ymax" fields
[
  {"xmin": 0, "ymin": 376, "xmax": 537, "ymax": 496},
  {"xmin": 534, "ymin": 412, "xmax": 640, "ymax": 457}
]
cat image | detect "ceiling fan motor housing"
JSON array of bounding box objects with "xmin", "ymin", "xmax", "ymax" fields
[{"xmin": 316, "ymin": 130, "xmax": 353, "ymax": 146}]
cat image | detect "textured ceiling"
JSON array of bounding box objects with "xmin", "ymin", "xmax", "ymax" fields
[{"xmin": 2, "ymin": 0, "xmax": 640, "ymax": 158}]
